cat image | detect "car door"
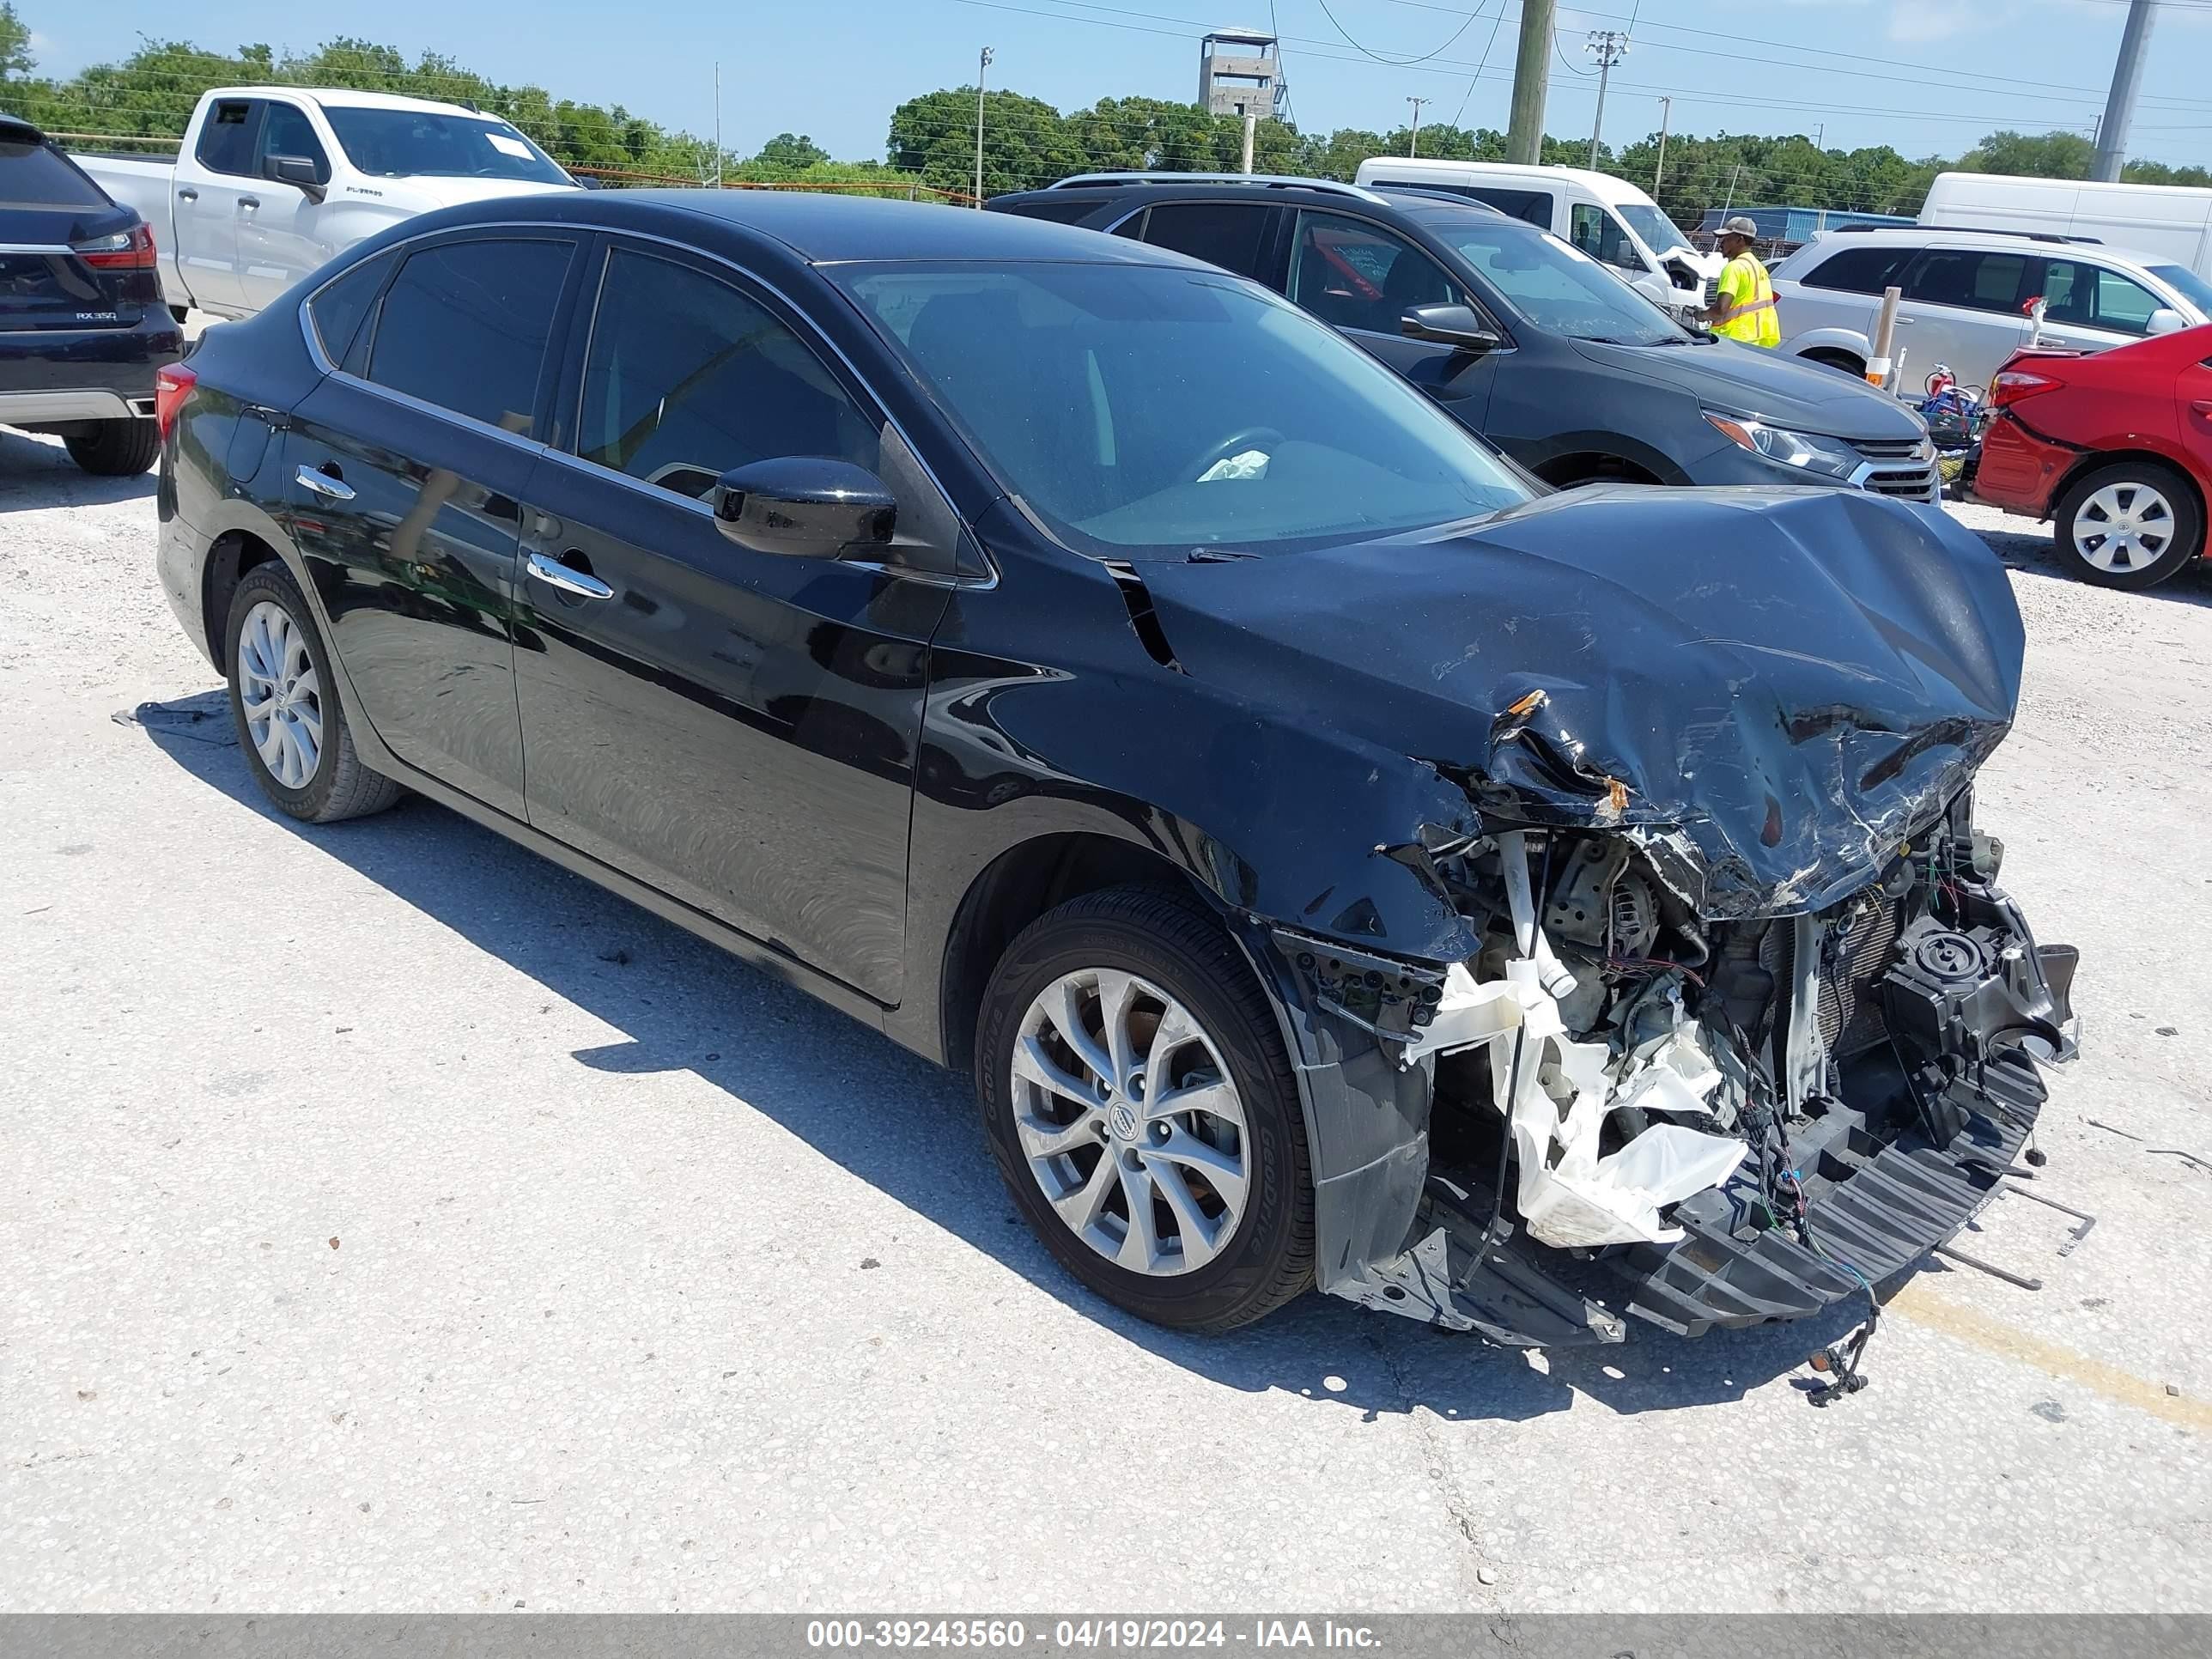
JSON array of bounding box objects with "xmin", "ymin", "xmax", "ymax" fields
[
  {"xmin": 236, "ymin": 100, "xmax": 336, "ymax": 313},
  {"xmin": 514, "ymin": 238, "xmax": 952, "ymax": 1003},
  {"xmin": 1567, "ymin": 199, "xmax": 1662, "ymax": 307},
  {"xmin": 283, "ymin": 231, "xmax": 582, "ymax": 819},
  {"xmin": 176, "ymin": 96, "xmax": 259, "ymax": 313},
  {"xmin": 1896, "ymin": 246, "xmax": 2033, "ymax": 391},
  {"xmin": 1775, "ymin": 241, "xmax": 1911, "ymax": 349},
  {"xmin": 1282, "ymin": 208, "xmax": 1500, "ymax": 428},
  {"xmin": 2032, "ymin": 257, "xmax": 2170, "ymax": 362}
]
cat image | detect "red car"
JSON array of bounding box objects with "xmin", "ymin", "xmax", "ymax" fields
[{"xmin": 1974, "ymin": 322, "xmax": 2212, "ymax": 589}]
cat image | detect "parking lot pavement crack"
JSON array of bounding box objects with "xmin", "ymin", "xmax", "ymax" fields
[{"xmin": 1361, "ymin": 1322, "xmax": 1504, "ymax": 1609}]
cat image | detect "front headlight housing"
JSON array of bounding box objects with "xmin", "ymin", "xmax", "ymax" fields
[{"xmin": 1703, "ymin": 411, "xmax": 1861, "ymax": 480}]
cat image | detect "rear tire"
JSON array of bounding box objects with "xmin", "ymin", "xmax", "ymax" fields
[
  {"xmin": 224, "ymin": 562, "xmax": 403, "ymax": 823},
  {"xmin": 63, "ymin": 419, "xmax": 159, "ymax": 477},
  {"xmin": 975, "ymin": 885, "xmax": 1315, "ymax": 1332},
  {"xmin": 2054, "ymin": 460, "xmax": 2203, "ymax": 590}
]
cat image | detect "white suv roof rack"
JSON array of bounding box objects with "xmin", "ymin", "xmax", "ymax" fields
[{"xmin": 1042, "ymin": 172, "xmax": 1389, "ymax": 204}]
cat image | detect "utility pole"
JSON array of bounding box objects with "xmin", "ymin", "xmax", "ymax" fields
[
  {"xmin": 974, "ymin": 46, "xmax": 993, "ymax": 208},
  {"xmin": 2093, "ymin": 0, "xmax": 2156, "ymax": 182},
  {"xmin": 1242, "ymin": 109, "xmax": 1256, "ymax": 174},
  {"xmin": 1407, "ymin": 96, "xmax": 1429, "ymax": 158},
  {"xmin": 1653, "ymin": 95, "xmax": 1671, "ymax": 195},
  {"xmin": 1585, "ymin": 30, "xmax": 1628, "ymax": 171},
  {"xmin": 712, "ymin": 62, "xmax": 722, "ymax": 187},
  {"xmin": 1505, "ymin": 0, "xmax": 1554, "ymax": 165}
]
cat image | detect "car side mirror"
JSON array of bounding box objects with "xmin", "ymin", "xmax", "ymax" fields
[
  {"xmin": 713, "ymin": 458, "xmax": 896, "ymax": 560},
  {"xmin": 267, "ymin": 155, "xmax": 326, "ymax": 203},
  {"xmin": 1400, "ymin": 304, "xmax": 1503, "ymax": 352},
  {"xmin": 2148, "ymin": 307, "xmax": 2186, "ymax": 337}
]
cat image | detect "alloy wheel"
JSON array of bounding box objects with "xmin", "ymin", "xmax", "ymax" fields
[
  {"xmin": 237, "ymin": 600, "xmax": 324, "ymax": 789},
  {"xmin": 1009, "ymin": 969, "xmax": 1250, "ymax": 1277},
  {"xmin": 2074, "ymin": 480, "xmax": 2175, "ymax": 574}
]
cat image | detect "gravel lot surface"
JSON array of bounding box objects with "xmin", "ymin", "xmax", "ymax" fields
[{"xmin": 3, "ymin": 431, "xmax": 2209, "ymax": 1613}]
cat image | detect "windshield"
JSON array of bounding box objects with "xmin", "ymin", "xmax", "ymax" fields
[
  {"xmin": 838, "ymin": 263, "xmax": 1531, "ymax": 559},
  {"xmin": 2148, "ymin": 264, "xmax": 2212, "ymax": 317},
  {"xmin": 1619, "ymin": 203, "xmax": 1692, "ymax": 258},
  {"xmin": 1425, "ymin": 215, "xmax": 1686, "ymax": 345},
  {"xmin": 321, "ymin": 107, "xmax": 571, "ymax": 184}
]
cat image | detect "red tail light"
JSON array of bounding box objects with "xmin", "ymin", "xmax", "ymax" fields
[
  {"xmin": 1990, "ymin": 368, "xmax": 2060, "ymax": 408},
  {"xmin": 76, "ymin": 222, "xmax": 159, "ymax": 270},
  {"xmin": 154, "ymin": 362, "xmax": 198, "ymax": 441}
]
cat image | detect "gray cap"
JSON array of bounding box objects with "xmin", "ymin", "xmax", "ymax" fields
[{"xmin": 1720, "ymin": 216, "xmax": 1759, "ymax": 239}]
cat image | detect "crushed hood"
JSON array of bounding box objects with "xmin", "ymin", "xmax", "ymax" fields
[{"xmin": 1136, "ymin": 485, "xmax": 2025, "ymax": 918}]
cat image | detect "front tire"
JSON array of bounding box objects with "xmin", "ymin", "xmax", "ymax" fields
[
  {"xmin": 224, "ymin": 563, "xmax": 402, "ymax": 823},
  {"xmin": 975, "ymin": 885, "xmax": 1315, "ymax": 1332},
  {"xmin": 2055, "ymin": 460, "xmax": 2203, "ymax": 589},
  {"xmin": 63, "ymin": 419, "xmax": 159, "ymax": 477}
]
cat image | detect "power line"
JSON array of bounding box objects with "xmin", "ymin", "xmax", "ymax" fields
[{"xmin": 1310, "ymin": 0, "xmax": 1486, "ymax": 64}]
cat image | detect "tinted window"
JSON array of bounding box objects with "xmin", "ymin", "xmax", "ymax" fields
[
  {"xmin": 258, "ymin": 102, "xmax": 331, "ymax": 185},
  {"xmin": 1289, "ymin": 211, "xmax": 1461, "ymax": 334},
  {"xmin": 580, "ymin": 246, "xmax": 878, "ymax": 501},
  {"xmin": 323, "ymin": 107, "xmax": 570, "ymax": 185},
  {"xmin": 1801, "ymin": 244, "xmax": 1911, "ymax": 295},
  {"xmin": 1000, "ymin": 197, "xmax": 1109, "ymax": 225},
  {"xmin": 1569, "ymin": 202, "xmax": 1645, "ymax": 272},
  {"xmin": 1140, "ymin": 203, "xmax": 1274, "ymax": 280},
  {"xmin": 2040, "ymin": 259, "xmax": 2162, "ymax": 335},
  {"xmin": 1367, "ymin": 181, "xmax": 1550, "ymax": 227},
  {"xmin": 366, "ymin": 239, "xmax": 573, "ymax": 434},
  {"xmin": 197, "ymin": 100, "xmax": 259, "ymax": 177},
  {"xmin": 1905, "ymin": 249, "xmax": 2032, "ymax": 314},
  {"xmin": 1427, "ymin": 215, "xmax": 1683, "ymax": 345},
  {"xmin": 0, "ymin": 140, "xmax": 109, "ymax": 208},
  {"xmin": 840, "ymin": 263, "xmax": 1528, "ymax": 558},
  {"xmin": 308, "ymin": 252, "xmax": 393, "ymax": 365}
]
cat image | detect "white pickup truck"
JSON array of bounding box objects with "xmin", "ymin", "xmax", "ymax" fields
[{"xmin": 78, "ymin": 86, "xmax": 580, "ymax": 320}]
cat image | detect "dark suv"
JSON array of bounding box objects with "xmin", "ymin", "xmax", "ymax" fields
[
  {"xmin": 992, "ymin": 174, "xmax": 1941, "ymax": 501},
  {"xmin": 0, "ymin": 112, "xmax": 182, "ymax": 475}
]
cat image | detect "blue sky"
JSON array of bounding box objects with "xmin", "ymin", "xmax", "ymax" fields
[{"xmin": 24, "ymin": 0, "xmax": 2212, "ymax": 178}]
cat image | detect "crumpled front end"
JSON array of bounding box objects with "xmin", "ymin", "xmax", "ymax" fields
[{"xmin": 1283, "ymin": 790, "xmax": 2077, "ymax": 1346}]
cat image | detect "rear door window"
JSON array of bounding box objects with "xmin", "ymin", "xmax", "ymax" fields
[
  {"xmin": 258, "ymin": 102, "xmax": 332, "ymax": 186},
  {"xmin": 363, "ymin": 238, "xmax": 574, "ymax": 435},
  {"xmin": 1904, "ymin": 248, "xmax": 2033, "ymax": 314},
  {"xmin": 196, "ymin": 100, "xmax": 262, "ymax": 177},
  {"xmin": 308, "ymin": 252, "xmax": 395, "ymax": 367},
  {"xmin": 997, "ymin": 197, "xmax": 1107, "ymax": 225},
  {"xmin": 1139, "ymin": 203, "xmax": 1277, "ymax": 281},
  {"xmin": 1800, "ymin": 244, "xmax": 1912, "ymax": 295},
  {"xmin": 1288, "ymin": 210, "xmax": 1462, "ymax": 335},
  {"xmin": 0, "ymin": 138, "xmax": 110, "ymax": 208}
]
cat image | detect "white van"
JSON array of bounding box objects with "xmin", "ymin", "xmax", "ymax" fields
[
  {"xmin": 1351, "ymin": 157, "xmax": 1722, "ymax": 319},
  {"xmin": 1918, "ymin": 171, "xmax": 2212, "ymax": 283}
]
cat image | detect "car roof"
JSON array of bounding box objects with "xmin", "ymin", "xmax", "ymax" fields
[
  {"xmin": 1798, "ymin": 225, "xmax": 2174, "ymax": 270},
  {"xmin": 571, "ymin": 188, "xmax": 1204, "ymax": 267},
  {"xmin": 197, "ymin": 85, "xmax": 500, "ymax": 118},
  {"xmin": 1359, "ymin": 158, "xmax": 1656, "ymax": 204},
  {"xmin": 995, "ymin": 178, "xmax": 1515, "ymax": 227}
]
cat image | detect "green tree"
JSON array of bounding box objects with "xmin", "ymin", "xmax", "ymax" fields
[
  {"xmin": 1, "ymin": 1, "xmax": 34, "ymax": 81},
  {"xmin": 755, "ymin": 131, "xmax": 830, "ymax": 169}
]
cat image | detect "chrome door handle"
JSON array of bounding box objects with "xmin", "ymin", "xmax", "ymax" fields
[
  {"xmin": 295, "ymin": 463, "xmax": 355, "ymax": 501},
  {"xmin": 526, "ymin": 551, "xmax": 613, "ymax": 600}
]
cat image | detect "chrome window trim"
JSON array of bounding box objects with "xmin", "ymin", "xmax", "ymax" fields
[
  {"xmin": 294, "ymin": 216, "xmax": 989, "ymax": 585},
  {"xmin": 0, "ymin": 242, "xmax": 74, "ymax": 256}
]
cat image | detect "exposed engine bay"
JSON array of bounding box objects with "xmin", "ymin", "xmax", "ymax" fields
[{"xmin": 1281, "ymin": 788, "xmax": 2079, "ymax": 1346}]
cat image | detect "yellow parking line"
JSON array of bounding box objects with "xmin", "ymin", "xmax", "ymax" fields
[{"xmin": 1888, "ymin": 1282, "xmax": 2210, "ymax": 1431}]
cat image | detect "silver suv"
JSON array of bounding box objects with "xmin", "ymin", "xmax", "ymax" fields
[{"xmin": 1770, "ymin": 226, "xmax": 2212, "ymax": 392}]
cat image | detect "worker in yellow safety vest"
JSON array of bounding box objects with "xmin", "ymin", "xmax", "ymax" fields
[{"xmin": 1700, "ymin": 216, "xmax": 1780, "ymax": 348}]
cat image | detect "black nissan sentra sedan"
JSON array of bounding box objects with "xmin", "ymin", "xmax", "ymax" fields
[{"xmin": 156, "ymin": 191, "xmax": 2078, "ymax": 1350}]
